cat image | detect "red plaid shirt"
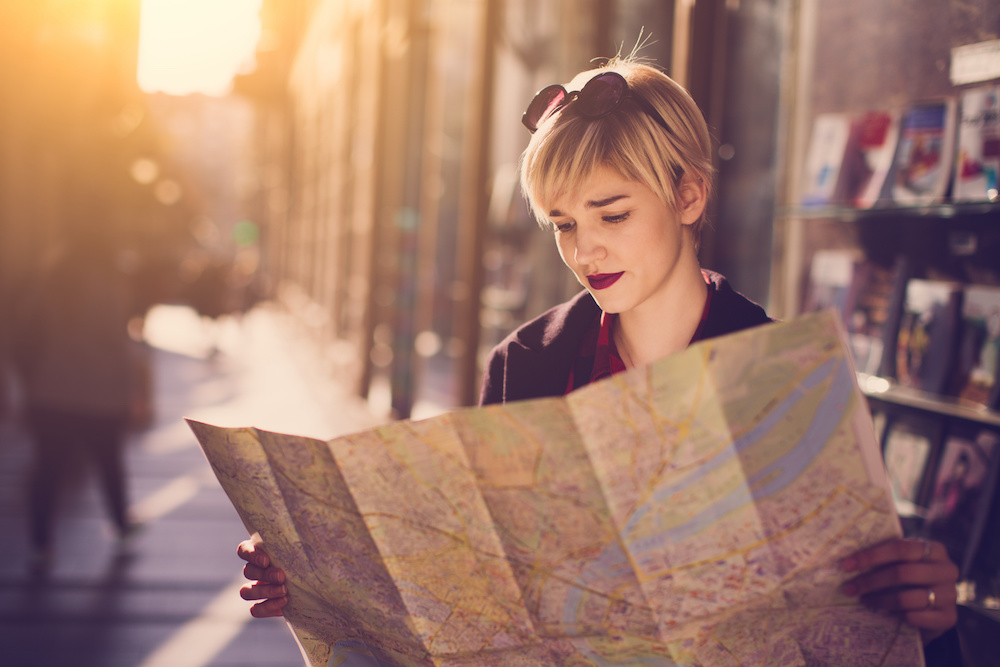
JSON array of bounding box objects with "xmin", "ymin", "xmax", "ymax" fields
[{"xmin": 565, "ymin": 275, "xmax": 714, "ymax": 393}]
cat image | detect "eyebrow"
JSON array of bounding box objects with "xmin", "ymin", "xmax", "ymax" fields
[{"xmin": 548, "ymin": 193, "xmax": 629, "ymax": 217}]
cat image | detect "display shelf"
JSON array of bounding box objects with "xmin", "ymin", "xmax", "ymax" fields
[
  {"xmin": 962, "ymin": 600, "xmax": 1000, "ymax": 619},
  {"xmin": 858, "ymin": 373, "xmax": 1000, "ymax": 429},
  {"xmin": 780, "ymin": 201, "xmax": 1000, "ymax": 222}
]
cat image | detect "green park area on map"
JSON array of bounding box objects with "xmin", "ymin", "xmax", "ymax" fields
[{"xmin": 188, "ymin": 309, "xmax": 925, "ymax": 666}]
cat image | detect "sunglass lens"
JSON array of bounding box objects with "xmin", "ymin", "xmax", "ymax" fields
[
  {"xmin": 576, "ymin": 72, "xmax": 627, "ymax": 118},
  {"xmin": 523, "ymin": 84, "xmax": 567, "ymax": 131}
]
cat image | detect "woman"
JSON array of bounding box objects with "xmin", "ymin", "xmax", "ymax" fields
[
  {"xmin": 478, "ymin": 59, "xmax": 769, "ymax": 405},
  {"xmin": 239, "ymin": 57, "xmax": 960, "ymax": 658}
]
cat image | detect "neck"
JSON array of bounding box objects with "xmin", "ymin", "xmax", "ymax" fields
[{"xmin": 615, "ymin": 262, "xmax": 708, "ymax": 369}]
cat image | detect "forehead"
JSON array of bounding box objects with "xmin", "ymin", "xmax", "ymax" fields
[{"xmin": 545, "ymin": 166, "xmax": 643, "ymax": 213}]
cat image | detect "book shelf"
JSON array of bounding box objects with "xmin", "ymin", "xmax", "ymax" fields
[
  {"xmin": 785, "ymin": 201, "xmax": 1000, "ymax": 222},
  {"xmin": 861, "ymin": 375, "xmax": 1000, "ymax": 429},
  {"xmin": 786, "ymin": 201, "xmax": 1000, "ymax": 615},
  {"xmin": 775, "ymin": 1, "xmax": 1000, "ymax": 633}
]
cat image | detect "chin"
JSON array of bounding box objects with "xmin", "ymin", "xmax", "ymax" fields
[{"xmin": 589, "ymin": 292, "xmax": 625, "ymax": 314}]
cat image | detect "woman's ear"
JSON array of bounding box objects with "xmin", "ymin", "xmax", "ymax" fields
[{"xmin": 678, "ymin": 175, "xmax": 708, "ymax": 226}]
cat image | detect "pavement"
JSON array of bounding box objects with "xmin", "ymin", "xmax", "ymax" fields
[{"xmin": 0, "ymin": 303, "xmax": 389, "ymax": 667}]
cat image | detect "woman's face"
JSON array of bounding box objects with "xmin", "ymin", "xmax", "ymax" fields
[{"xmin": 546, "ymin": 165, "xmax": 695, "ymax": 316}]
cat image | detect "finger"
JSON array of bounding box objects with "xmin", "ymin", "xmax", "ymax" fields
[
  {"xmin": 841, "ymin": 538, "xmax": 945, "ymax": 573},
  {"xmin": 906, "ymin": 608, "xmax": 959, "ymax": 639},
  {"xmin": 240, "ymin": 581, "xmax": 288, "ymax": 602},
  {"xmin": 243, "ymin": 562, "xmax": 286, "ymax": 584},
  {"xmin": 242, "ymin": 563, "xmax": 266, "ymax": 582},
  {"xmin": 842, "ymin": 560, "xmax": 958, "ymax": 597},
  {"xmin": 903, "ymin": 589, "xmax": 959, "ymax": 636},
  {"xmin": 859, "ymin": 584, "xmax": 958, "ymax": 614},
  {"xmin": 249, "ymin": 597, "xmax": 288, "ymax": 619},
  {"xmin": 236, "ymin": 540, "xmax": 270, "ymax": 568}
]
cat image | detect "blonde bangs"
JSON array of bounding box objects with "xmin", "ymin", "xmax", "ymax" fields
[
  {"xmin": 520, "ymin": 120, "xmax": 607, "ymax": 227},
  {"xmin": 521, "ymin": 110, "xmax": 683, "ymax": 227}
]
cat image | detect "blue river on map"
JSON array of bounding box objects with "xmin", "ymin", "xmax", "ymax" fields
[{"xmin": 620, "ymin": 356, "xmax": 853, "ymax": 555}]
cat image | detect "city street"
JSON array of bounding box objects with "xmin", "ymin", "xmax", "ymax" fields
[{"xmin": 0, "ymin": 303, "xmax": 386, "ymax": 667}]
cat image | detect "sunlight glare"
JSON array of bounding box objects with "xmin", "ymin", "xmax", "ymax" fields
[{"xmin": 138, "ymin": 0, "xmax": 262, "ymax": 96}]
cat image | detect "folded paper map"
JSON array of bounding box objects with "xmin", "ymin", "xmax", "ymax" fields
[{"xmin": 188, "ymin": 310, "xmax": 924, "ymax": 666}]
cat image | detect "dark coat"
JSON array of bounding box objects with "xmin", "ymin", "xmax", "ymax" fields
[{"xmin": 479, "ymin": 271, "xmax": 772, "ymax": 406}]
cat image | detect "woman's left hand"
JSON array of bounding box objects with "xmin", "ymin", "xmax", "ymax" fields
[{"xmin": 840, "ymin": 537, "xmax": 959, "ymax": 645}]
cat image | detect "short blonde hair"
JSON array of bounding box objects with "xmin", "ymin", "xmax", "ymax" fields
[{"xmin": 519, "ymin": 59, "xmax": 715, "ymax": 241}]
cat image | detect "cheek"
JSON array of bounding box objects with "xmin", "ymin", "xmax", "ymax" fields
[
  {"xmin": 555, "ymin": 236, "xmax": 575, "ymax": 269},
  {"xmin": 646, "ymin": 222, "xmax": 682, "ymax": 259}
]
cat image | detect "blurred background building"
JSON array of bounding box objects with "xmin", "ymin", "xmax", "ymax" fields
[
  {"xmin": 1, "ymin": 0, "xmax": 991, "ymax": 425},
  {"xmin": 0, "ymin": 0, "xmax": 785, "ymax": 421}
]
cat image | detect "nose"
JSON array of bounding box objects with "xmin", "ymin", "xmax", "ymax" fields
[{"xmin": 572, "ymin": 224, "xmax": 606, "ymax": 266}]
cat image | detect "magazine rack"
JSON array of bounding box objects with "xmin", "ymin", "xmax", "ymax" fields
[{"xmin": 774, "ymin": 0, "xmax": 1000, "ymax": 633}]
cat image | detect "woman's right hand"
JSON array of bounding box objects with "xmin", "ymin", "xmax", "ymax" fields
[{"xmin": 237, "ymin": 539, "xmax": 288, "ymax": 617}]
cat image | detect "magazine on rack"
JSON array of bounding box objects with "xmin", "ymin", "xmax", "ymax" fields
[
  {"xmin": 881, "ymin": 412, "xmax": 943, "ymax": 522},
  {"xmin": 801, "ymin": 250, "xmax": 887, "ymax": 375},
  {"xmin": 801, "ymin": 248, "xmax": 861, "ymax": 316},
  {"xmin": 890, "ymin": 99, "xmax": 958, "ymax": 205},
  {"xmin": 923, "ymin": 425, "xmax": 1000, "ymax": 579},
  {"xmin": 953, "ymin": 84, "xmax": 1000, "ymax": 202},
  {"xmin": 848, "ymin": 109, "xmax": 902, "ymax": 208},
  {"xmin": 952, "ymin": 283, "xmax": 1000, "ymax": 409},
  {"xmin": 895, "ymin": 278, "xmax": 963, "ymax": 394},
  {"xmin": 800, "ymin": 112, "xmax": 853, "ymax": 207}
]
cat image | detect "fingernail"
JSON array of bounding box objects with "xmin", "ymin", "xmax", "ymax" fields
[
  {"xmin": 840, "ymin": 557, "xmax": 858, "ymax": 573},
  {"xmin": 280, "ymin": 585, "xmax": 288, "ymax": 596}
]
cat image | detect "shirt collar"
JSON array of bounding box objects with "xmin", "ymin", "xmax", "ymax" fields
[{"xmin": 589, "ymin": 277, "xmax": 714, "ymax": 385}]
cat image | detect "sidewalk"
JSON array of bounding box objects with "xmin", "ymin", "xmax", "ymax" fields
[{"xmin": 0, "ymin": 303, "xmax": 386, "ymax": 667}]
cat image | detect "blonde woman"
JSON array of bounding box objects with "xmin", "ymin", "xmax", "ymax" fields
[{"xmin": 240, "ymin": 57, "xmax": 961, "ymax": 661}]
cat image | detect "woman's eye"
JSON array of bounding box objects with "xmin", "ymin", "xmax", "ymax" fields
[
  {"xmin": 603, "ymin": 211, "xmax": 630, "ymax": 223},
  {"xmin": 553, "ymin": 221, "xmax": 575, "ymax": 233}
]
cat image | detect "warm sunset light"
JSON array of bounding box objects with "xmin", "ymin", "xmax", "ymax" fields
[{"xmin": 137, "ymin": 0, "xmax": 262, "ymax": 96}]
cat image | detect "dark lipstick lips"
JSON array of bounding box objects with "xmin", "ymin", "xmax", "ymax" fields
[{"xmin": 587, "ymin": 272, "xmax": 624, "ymax": 290}]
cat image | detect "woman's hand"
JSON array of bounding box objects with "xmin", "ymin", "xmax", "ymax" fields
[
  {"xmin": 840, "ymin": 537, "xmax": 959, "ymax": 645},
  {"xmin": 237, "ymin": 539, "xmax": 289, "ymax": 618}
]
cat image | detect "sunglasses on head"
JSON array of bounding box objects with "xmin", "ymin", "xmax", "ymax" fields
[{"xmin": 521, "ymin": 71, "xmax": 674, "ymax": 137}]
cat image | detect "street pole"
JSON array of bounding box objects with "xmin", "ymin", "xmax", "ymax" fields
[{"xmin": 454, "ymin": 0, "xmax": 500, "ymax": 407}]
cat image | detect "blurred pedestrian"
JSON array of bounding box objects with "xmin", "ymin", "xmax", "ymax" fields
[{"xmin": 12, "ymin": 239, "xmax": 141, "ymax": 570}]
